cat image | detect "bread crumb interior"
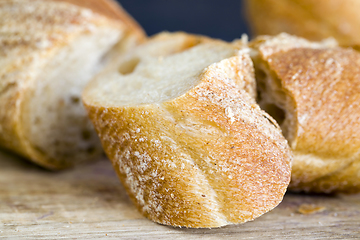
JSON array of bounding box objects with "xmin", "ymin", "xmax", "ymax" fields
[
  {"xmin": 86, "ymin": 40, "xmax": 237, "ymax": 107},
  {"xmin": 22, "ymin": 30, "xmax": 119, "ymax": 165}
]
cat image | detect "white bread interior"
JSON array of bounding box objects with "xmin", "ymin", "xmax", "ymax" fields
[
  {"xmin": 21, "ymin": 32, "xmax": 119, "ymax": 167},
  {"xmin": 86, "ymin": 36, "xmax": 251, "ymax": 106}
]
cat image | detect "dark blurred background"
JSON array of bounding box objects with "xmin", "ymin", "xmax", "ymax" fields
[{"xmin": 117, "ymin": 0, "xmax": 250, "ymax": 41}]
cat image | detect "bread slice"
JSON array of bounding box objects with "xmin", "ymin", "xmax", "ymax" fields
[
  {"xmin": 83, "ymin": 32, "xmax": 292, "ymax": 228},
  {"xmin": 249, "ymin": 33, "xmax": 360, "ymax": 193},
  {"xmin": 0, "ymin": 0, "xmax": 146, "ymax": 169},
  {"xmin": 244, "ymin": 0, "xmax": 360, "ymax": 48}
]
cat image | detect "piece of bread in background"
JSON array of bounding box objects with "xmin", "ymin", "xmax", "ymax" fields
[
  {"xmin": 83, "ymin": 32, "xmax": 292, "ymax": 228},
  {"xmin": 53, "ymin": 0, "xmax": 146, "ymax": 52},
  {"xmin": 0, "ymin": 0, "xmax": 146, "ymax": 170},
  {"xmin": 244, "ymin": 0, "xmax": 360, "ymax": 48},
  {"xmin": 250, "ymin": 33, "xmax": 360, "ymax": 193}
]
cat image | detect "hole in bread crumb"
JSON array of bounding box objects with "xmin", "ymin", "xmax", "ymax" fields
[
  {"xmin": 118, "ymin": 57, "xmax": 140, "ymax": 75},
  {"xmin": 81, "ymin": 130, "xmax": 92, "ymax": 140},
  {"xmin": 71, "ymin": 96, "xmax": 80, "ymax": 104},
  {"xmin": 86, "ymin": 146, "xmax": 96, "ymax": 154},
  {"xmin": 34, "ymin": 117, "xmax": 41, "ymax": 125},
  {"xmin": 263, "ymin": 104, "xmax": 285, "ymax": 126}
]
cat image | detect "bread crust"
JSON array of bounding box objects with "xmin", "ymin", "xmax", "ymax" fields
[
  {"xmin": 52, "ymin": 0, "xmax": 146, "ymax": 42},
  {"xmin": 0, "ymin": 0, "xmax": 144, "ymax": 169},
  {"xmin": 244, "ymin": 0, "xmax": 360, "ymax": 47},
  {"xmin": 251, "ymin": 33, "xmax": 360, "ymax": 193},
  {"xmin": 83, "ymin": 33, "xmax": 292, "ymax": 227}
]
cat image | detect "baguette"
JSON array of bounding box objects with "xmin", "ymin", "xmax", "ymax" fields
[
  {"xmin": 83, "ymin": 32, "xmax": 292, "ymax": 228},
  {"xmin": 0, "ymin": 0, "xmax": 146, "ymax": 169},
  {"xmin": 249, "ymin": 33, "xmax": 360, "ymax": 193},
  {"xmin": 244, "ymin": 0, "xmax": 360, "ymax": 48}
]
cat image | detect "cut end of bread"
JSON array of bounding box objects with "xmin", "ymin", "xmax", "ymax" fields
[
  {"xmin": 84, "ymin": 32, "xmax": 257, "ymax": 108},
  {"xmin": 83, "ymin": 32, "xmax": 292, "ymax": 228},
  {"xmin": 21, "ymin": 28, "xmax": 121, "ymax": 169},
  {"xmin": 0, "ymin": 0, "xmax": 146, "ymax": 169},
  {"xmin": 85, "ymin": 35, "xmax": 238, "ymax": 107}
]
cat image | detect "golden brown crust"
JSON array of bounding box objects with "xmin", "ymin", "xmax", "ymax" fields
[
  {"xmin": 52, "ymin": 0, "xmax": 146, "ymax": 42},
  {"xmin": 252, "ymin": 34, "xmax": 360, "ymax": 193},
  {"xmin": 269, "ymin": 48, "xmax": 360, "ymax": 159},
  {"xmin": 0, "ymin": 0, "xmax": 142, "ymax": 169},
  {"xmin": 291, "ymin": 160, "xmax": 360, "ymax": 194},
  {"xmin": 83, "ymin": 33, "xmax": 292, "ymax": 227},
  {"xmin": 271, "ymin": 48, "xmax": 360, "ymax": 188},
  {"xmin": 244, "ymin": 0, "xmax": 360, "ymax": 47}
]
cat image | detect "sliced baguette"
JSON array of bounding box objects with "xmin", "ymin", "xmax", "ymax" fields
[
  {"xmin": 83, "ymin": 32, "xmax": 292, "ymax": 228},
  {"xmin": 250, "ymin": 33, "xmax": 360, "ymax": 193},
  {"xmin": 0, "ymin": 0, "xmax": 146, "ymax": 169}
]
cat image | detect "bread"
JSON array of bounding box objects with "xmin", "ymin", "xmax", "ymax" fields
[
  {"xmin": 249, "ymin": 33, "xmax": 360, "ymax": 193},
  {"xmin": 0, "ymin": 0, "xmax": 146, "ymax": 169},
  {"xmin": 82, "ymin": 32, "xmax": 292, "ymax": 228},
  {"xmin": 244, "ymin": 0, "xmax": 360, "ymax": 48},
  {"xmin": 52, "ymin": 0, "xmax": 146, "ymax": 49}
]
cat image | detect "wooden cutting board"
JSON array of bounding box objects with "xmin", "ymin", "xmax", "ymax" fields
[{"xmin": 0, "ymin": 150, "xmax": 359, "ymax": 239}]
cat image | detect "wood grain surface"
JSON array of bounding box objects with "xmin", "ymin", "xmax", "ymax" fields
[{"xmin": 0, "ymin": 150, "xmax": 359, "ymax": 239}]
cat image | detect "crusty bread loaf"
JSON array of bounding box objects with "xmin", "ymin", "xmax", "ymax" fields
[
  {"xmin": 244, "ymin": 0, "xmax": 360, "ymax": 48},
  {"xmin": 249, "ymin": 33, "xmax": 360, "ymax": 193},
  {"xmin": 83, "ymin": 32, "xmax": 292, "ymax": 228},
  {"xmin": 0, "ymin": 0, "xmax": 146, "ymax": 169}
]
